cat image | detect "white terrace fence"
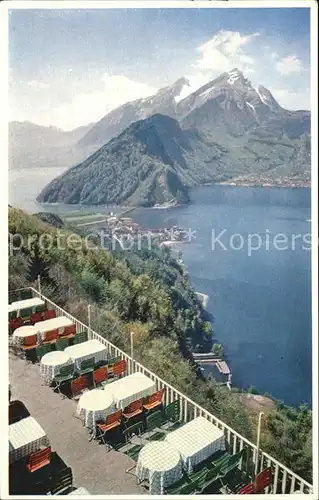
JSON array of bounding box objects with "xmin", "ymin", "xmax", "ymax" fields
[{"xmin": 10, "ymin": 287, "xmax": 313, "ymax": 495}]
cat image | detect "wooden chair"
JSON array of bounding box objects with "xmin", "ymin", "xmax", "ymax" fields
[
  {"xmin": 123, "ymin": 398, "xmax": 143, "ymax": 422},
  {"xmin": 30, "ymin": 312, "xmax": 43, "ymax": 324},
  {"xmin": 73, "ymin": 331, "xmax": 88, "ymax": 344},
  {"xmin": 43, "ymin": 329, "xmax": 58, "ymax": 345},
  {"xmin": 21, "ymin": 307, "xmax": 33, "ymax": 322},
  {"xmin": 77, "ymin": 357, "xmax": 95, "ymax": 376},
  {"xmin": 55, "ymin": 338, "xmax": 69, "ymax": 351},
  {"xmin": 22, "ymin": 334, "xmax": 39, "ymax": 352},
  {"xmin": 36, "ymin": 344, "xmax": 52, "ymax": 361},
  {"xmin": 60, "ymin": 324, "xmax": 76, "ymax": 339},
  {"xmin": 53, "ymin": 364, "xmax": 75, "ymax": 397},
  {"xmin": 255, "ymin": 467, "xmax": 272, "ymax": 493},
  {"xmin": 238, "ymin": 483, "xmax": 256, "ymax": 494},
  {"xmin": 93, "ymin": 366, "xmax": 108, "ymax": 388},
  {"xmin": 143, "ymin": 388, "xmax": 165, "ymax": 413},
  {"xmin": 9, "ymin": 317, "xmax": 23, "ymax": 334},
  {"xmin": 70, "ymin": 375, "xmax": 90, "ymax": 400},
  {"xmin": 44, "ymin": 309, "xmax": 56, "ymax": 320},
  {"xmin": 113, "ymin": 359, "xmax": 127, "ymax": 379},
  {"xmin": 26, "ymin": 446, "xmax": 51, "ymax": 472},
  {"xmin": 35, "ymin": 303, "xmax": 46, "ymax": 313},
  {"xmin": 95, "ymin": 410, "xmax": 123, "ymax": 449}
]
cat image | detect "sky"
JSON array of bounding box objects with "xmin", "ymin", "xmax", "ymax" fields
[{"xmin": 8, "ymin": 6, "xmax": 311, "ymax": 131}]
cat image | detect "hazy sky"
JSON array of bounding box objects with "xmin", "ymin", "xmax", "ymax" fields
[{"xmin": 9, "ymin": 7, "xmax": 311, "ymax": 130}]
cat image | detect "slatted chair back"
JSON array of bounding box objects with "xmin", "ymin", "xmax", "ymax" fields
[
  {"xmin": 143, "ymin": 388, "xmax": 165, "ymax": 411},
  {"xmin": 255, "ymin": 467, "xmax": 272, "ymax": 493},
  {"xmin": 44, "ymin": 309, "xmax": 56, "ymax": 320},
  {"xmin": 9, "ymin": 310, "xmax": 17, "ymax": 321},
  {"xmin": 93, "ymin": 366, "xmax": 108, "ymax": 386},
  {"xmin": 50, "ymin": 467, "xmax": 73, "ymax": 495},
  {"xmin": 145, "ymin": 409, "xmax": 163, "ymax": 432},
  {"xmin": 79, "ymin": 357, "xmax": 95, "ymax": 374},
  {"xmin": 238, "ymin": 483, "xmax": 256, "ymax": 494},
  {"xmin": 61, "ymin": 324, "xmax": 76, "ymax": 338},
  {"xmin": 26, "ymin": 446, "xmax": 51, "ymax": 472},
  {"xmin": 165, "ymin": 399, "xmax": 181, "ymax": 422},
  {"xmin": 56, "ymin": 338, "xmax": 69, "ymax": 351},
  {"xmin": 58, "ymin": 364, "xmax": 75, "ymax": 378},
  {"xmin": 9, "ymin": 400, "xmax": 30, "ymax": 425},
  {"xmin": 23, "ymin": 334, "xmax": 38, "ymax": 348},
  {"xmin": 9, "ymin": 317, "xmax": 23, "ymax": 333},
  {"xmin": 30, "ymin": 312, "xmax": 43, "ymax": 324},
  {"xmin": 21, "ymin": 307, "xmax": 33, "ymax": 318},
  {"xmin": 71, "ymin": 375, "xmax": 90, "ymax": 398},
  {"xmin": 43, "ymin": 329, "xmax": 58, "ymax": 343},
  {"xmin": 123, "ymin": 398, "xmax": 143, "ymax": 419},
  {"xmin": 20, "ymin": 289, "xmax": 33, "ymax": 300},
  {"xmin": 36, "ymin": 344, "xmax": 52, "ymax": 360},
  {"xmin": 113, "ymin": 359, "xmax": 127, "ymax": 378},
  {"xmin": 73, "ymin": 331, "xmax": 88, "ymax": 344},
  {"xmin": 35, "ymin": 303, "xmax": 46, "ymax": 313},
  {"xmin": 100, "ymin": 409, "xmax": 123, "ymax": 430},
  {"xmin": 107, "ymin": 356, "xmax": 121, "ymax": 367}
]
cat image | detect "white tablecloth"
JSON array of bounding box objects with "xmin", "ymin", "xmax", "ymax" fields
[
  {"xmin": 65, "ymin": 339, "xmax": 107, "ymax": 371},
  {"xmin": 136, "ymin": 441, "xmax": 183, "ymax": 494},
  {"xmin": 40, "ymin": 351, "xmax": 73, "ymax": 385},
  {"xmin": 9, "ymin": 298, "xmax": 45, "ymax": 315},
  {"xmin": 165, "ymin": 416, "xmax": 226, "ymax": 473},
  {"xmin": 9, "ymin": 416, "xmax": 50, "ymax": 464},
  {"xmin": 35, "ymin": 316, "xmax": 74, "ymax": 340},
  {"xmin": 76, "ymin": 389, "xmax": 116, "ymax": 430},
  {"xmin": 12, "ymin": 325, "xmax": 39, "ymax": 345},
  {"xmin": 104, "ymin": 372, "xmax": 156, "ymax": 410}
]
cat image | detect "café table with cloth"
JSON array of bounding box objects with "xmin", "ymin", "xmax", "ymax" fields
[
  {"xmin": 64, "ymin": 339, "xmax": 108, "ymax": 371},
  {"xmin": 136, "ymin": 441, "xmax": 183, "ymax": 495},
  {"xmin": 35, "ymin": 316, "xmax": 74, "ymax": 340},
  {"xmin": 9, "ymin": 297, "xmax": 45, "ymax": 315},
  {"xmin": 76, "ymin": 389, "xmax": 116, "ymax": 432},
  {"xmin": 103, "ymin": 372, "xmax": 156, "ymax": 410},
  {"xmin": 9, "ymin": 416, "xmax": 50, "ymax": 464},
  {"xmin": 40, "ymin": 351, "xmax": 73, "ymax": 385},
  {"xmin": 165, "ymin": 416, "xmax": 226, "ymax": 473},
  {"xmin": 12, "ymin": 325, "xmax": 39, "ymax": 345}
]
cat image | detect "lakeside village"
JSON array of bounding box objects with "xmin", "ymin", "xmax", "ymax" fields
[{"xmin": 63, "ymin": 210, "xmax": 232, "ymax": 387}]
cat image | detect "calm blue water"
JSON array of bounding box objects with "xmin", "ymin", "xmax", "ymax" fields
[
  {"xmin": 9, "ymin": 170, "xmax": 312, "ymax": 407},
  {"xmin": 132, "ymin": 186, "xmax": 312, "ymax": 407}
]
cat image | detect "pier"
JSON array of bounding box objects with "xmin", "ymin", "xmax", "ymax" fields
[{"xmin": 193, "ymin": 354, "xmax": 232, "ymax": 390}]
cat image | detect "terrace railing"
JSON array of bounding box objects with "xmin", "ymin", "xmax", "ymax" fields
[{"xmin": 11, "ymin": 286, "xmax": 313, "ymax": 495}]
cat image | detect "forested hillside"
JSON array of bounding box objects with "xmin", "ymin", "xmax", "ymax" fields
[{"xmin": 8, "ymin": 207, "xmax": 312, "ymax": 483}]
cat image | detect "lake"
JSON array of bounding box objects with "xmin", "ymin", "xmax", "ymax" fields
[{"xmin": 9, "ymin": 169, "xmax": 312, "ymax": 407}]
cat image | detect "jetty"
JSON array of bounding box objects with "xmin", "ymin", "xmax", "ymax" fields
[{"xmin": 193, "ymin": 354, "xmax": 232, "ymax": 389}]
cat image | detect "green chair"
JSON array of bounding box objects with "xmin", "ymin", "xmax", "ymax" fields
[
  {"xmin": 77, "ymin": 357, "xmax": 95, "ymax": 375},
  {"xmin": 21, "ymin": 307, "xmax": 33, "ymax": 320},
  {"xmin": 36, "ymin": 344, "xmax": 52, "ymax": 360},
  {"xmin": 50, "ymin": 467, "xmax": 73, "ymax": 495},
  {"xmin": 164, "ymin": 475, "xmax": 197, "ymax": 495},
  {"xmin": 124, "ymin": 444, "xmax": 144, "ymax": 461},
  {"xmin": 162, "ymin": 399, "xmax": 183, "ymax": 430},
  {"xmin": 145, "ymin": 410, "xmax": 165, "ymax": 439},
  {"xmin": 20, "ymin": 289, "xmax": 32, "ymax": 300},
  {"xmin": 35, "ymin": 304, "xmax": 46, "ymax": 313},
  {"xmin": 73, "ymin": 331, "xmax": 88, "ymax": 344},
  {"xmin": 55, "ymin": 338, "xmax": 69, "ymax": 351},
  {"xmin": 200, "ymin": 448, "xmax": 246, "ymax": 494},
  {"xmin": 9, "ymin": 310, "xmax": 17, "ymax": 321},
  {"xmin": 53, "ymin": 364, "xmax": 75, "ymax": 396}
]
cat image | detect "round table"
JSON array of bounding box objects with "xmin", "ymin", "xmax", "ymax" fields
[
  {"xmin": 40, "ymin": 351, "xmax": 73, "ymax": 385},
  {"xmin": 13, "ymin": 325, "xmax": 38, "ymax": 344},
  {"xmin": 136, "ymin": 441, "xmax": 183, "ymax": 494},
  {"xmin": 76, "ymin": 389, "xmax": 116, "ymax": 433}
]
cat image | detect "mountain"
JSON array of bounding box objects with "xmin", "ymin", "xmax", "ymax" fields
[
  {"xmin": 77, "ymin": 77, "xmax": 191, "ymax": 150},
  {"xmin": 9, "ymin": 121, "xmax": 93, "ymax": 169},
  {"xmin": 36, "ymin": 69, "xmax": 311, "ymax": 206},
  {"xmin": 37, "ymin": 115, "xmax": 192, "ymax": 207}
]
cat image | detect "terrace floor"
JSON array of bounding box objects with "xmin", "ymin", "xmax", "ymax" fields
[{"xmin": 9, "ymin": 352, "xmax": 145, "ymax": 495}]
